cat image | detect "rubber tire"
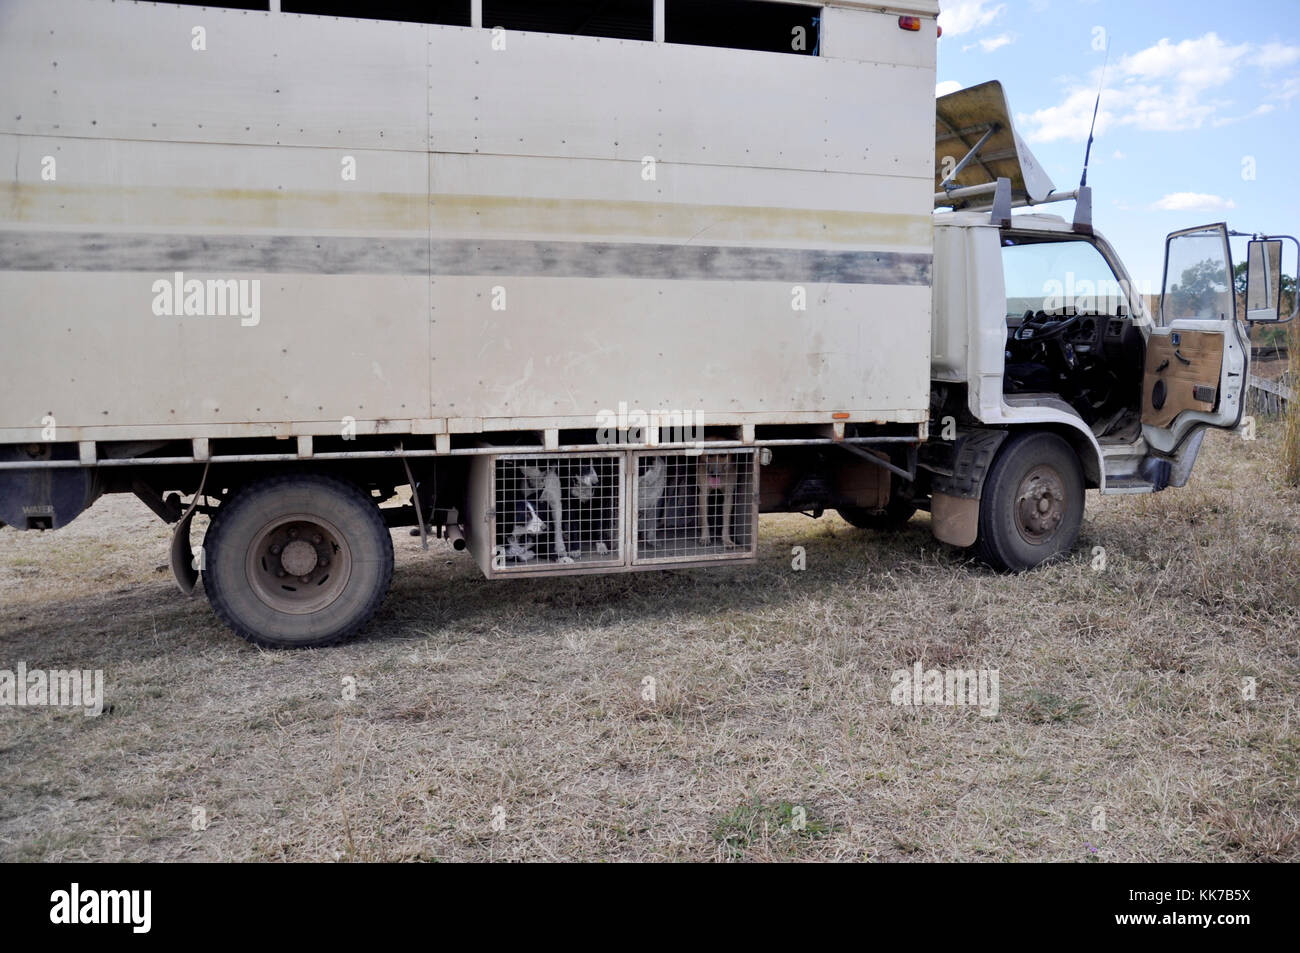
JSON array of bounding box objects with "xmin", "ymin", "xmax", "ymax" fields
[
  {"xmin": 837, "ymin": 497, "xmax": 918, "ymax": 531},
  {"xmin": 203, "ymin": 474, "xmax": 393, "ymax": 649},
  {"xmin": 974, "ymin": 431, "xmax": 1084, "ymax": 571}
]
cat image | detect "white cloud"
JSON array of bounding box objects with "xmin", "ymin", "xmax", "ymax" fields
[
  {"xmin": 1150, "ymin": 193, "xmax": 1238, "ymax": 213},
  {"xmin": 1272, "ymin": 76, "xmax": 1300, "ymax": 102},
  {"xmin": 1019, "ymin": 32, "xmax": 1291, "ymax": 142},
  {"xmin": 1212, "ymin": 103, "xmax": 1278, "ymax": 127},
  {"xmin": 1017, "ymin": 85, "xmax": 1116, "ymax": 143},
  {"xmin": 1120, "ymin": 34, "xmax": 1250, "ymax": 90},
  {"xmin": 964, "ymin": 33, "xmax": 1016, "ymax": 54},
  {"xmin": 1112, "ymin": 150, "xmax": 1126, "ymax": 159},
  {"xmin": 936, "ymin": 80, "xmax": 964, "ymax": 97},
  {"xmin": 1119, "ymin": 81, "xmax": 1229, "ymax": 133},
  {"xmin": 937, "ymin": 1, "xmax": 1005, "ymax": 38},
  {"xmin": 1255, "ymin": 42, "xmax": 1300, "ymax": 70}
]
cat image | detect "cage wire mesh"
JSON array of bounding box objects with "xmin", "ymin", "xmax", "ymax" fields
[
  {"xmin": 634, "ymin": 449, "xmax": 756, "ymax": 562},
  {"xmin": 493, "ymin": 454, "xmax": 622, "ymax": 570}
]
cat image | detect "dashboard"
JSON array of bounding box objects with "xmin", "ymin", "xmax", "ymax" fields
[{"xmin": 1005, "ymin": 310, "xmax": 1130, "ymax": 356}]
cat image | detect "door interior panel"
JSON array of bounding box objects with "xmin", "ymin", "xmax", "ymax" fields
[{"xmin": 1141, "ymin": 330, "xmax": 1224, "ymax": 428}]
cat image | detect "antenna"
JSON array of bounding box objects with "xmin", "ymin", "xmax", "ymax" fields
[{"xmin": 1080, "ymin": 40, "xmax": 1111, "ymax": 189}]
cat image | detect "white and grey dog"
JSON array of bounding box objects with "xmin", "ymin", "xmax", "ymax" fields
[
  {"xmin": 517, "ymin": 463, "xmax": 573, "ymax": 564},
  {"xmin": 568, "ymin": 463, "xmax": 611, "ymax": 555},
  {"xmin": 637, "ymin": 456, "xmax": 668, "ymax": 548},
  {"xmin": 505, "ymin": 498, "xmax": 546, "ymax": 562},
  {"xmin": 570, "ymin": 464, "xmax": 599, "ymax": 503}
]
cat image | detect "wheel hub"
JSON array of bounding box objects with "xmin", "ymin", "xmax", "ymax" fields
[
  {"xmin": 1015, "ymin": 465, "xmax": 1066, "ymax": 545},
  {"xmin": 245, "ymin": 516, "xmax": 351, "ymax": 615},
  {"xmin": 279, "ymin": 539, "xmax": 319, "ymax": 577}
]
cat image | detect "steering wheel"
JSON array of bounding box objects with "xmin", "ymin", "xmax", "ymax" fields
[{"xmin": 1013, "ymin": 309, "xmax": 1083, "ymax": 343}]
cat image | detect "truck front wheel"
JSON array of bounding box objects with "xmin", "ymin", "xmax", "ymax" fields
[
  {"xmin": 975, "ymin": 432, "xmax": 1083, "ymax": 571},
  {"xmin": 203, "ymin": 473, "xmax": 393, "ymax": 648}
]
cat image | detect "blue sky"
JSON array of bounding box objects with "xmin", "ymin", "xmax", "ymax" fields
[{"xmin": 936, "ymin": 0, "xmax": 1300, "ymax": 290}]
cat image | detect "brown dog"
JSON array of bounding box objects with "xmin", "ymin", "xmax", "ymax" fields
[{"xmin": 697, "ymin": 452, "xmax": 737, "ymax": 548}]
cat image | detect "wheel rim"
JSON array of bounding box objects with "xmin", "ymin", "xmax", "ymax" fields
[
  {"xmin": 245, "ymin": 513, "xmax": 353, "ymax": 615},
  {"xmin": 1013, "ymin": 465, "xmax": 1068, "ymax": 546}
]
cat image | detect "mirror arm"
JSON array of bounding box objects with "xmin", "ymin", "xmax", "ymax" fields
[
  {"xmin": 1285, "ymin": 235, "xmax": 1300, "ymax": 324},
  {"xmin": 1266, "ymin": 235, "xmax": 1300, "ymax": 325}
]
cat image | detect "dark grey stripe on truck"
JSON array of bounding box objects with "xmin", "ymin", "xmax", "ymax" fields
[{"xmin": 0, "ymin": 231, "xmax": 932, "ymax": 286}]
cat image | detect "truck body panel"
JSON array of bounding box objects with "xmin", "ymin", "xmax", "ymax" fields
[{"xmin": 0, "ymin": 0, "xmax": 936, "ymax": 446}]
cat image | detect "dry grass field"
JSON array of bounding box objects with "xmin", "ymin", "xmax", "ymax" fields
[{"xmin": 1, "ymin": 426, "xmax": 1297, "ymax": 862}]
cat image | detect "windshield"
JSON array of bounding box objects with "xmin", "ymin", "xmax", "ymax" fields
[{"xmin": 1002, "ymin": 239, "xmax": 1127, "ymax": 319}]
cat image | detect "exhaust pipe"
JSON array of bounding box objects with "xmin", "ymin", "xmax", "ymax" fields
[{"xmin": 445, "ymin": 524, "xmax": 467, "ymax": 551}]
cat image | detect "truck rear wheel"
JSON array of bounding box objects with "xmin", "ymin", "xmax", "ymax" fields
[
  {"xmin": 836, "ymin": 497, "xmax": 917, "ymax": 531},
  {"xmin": 203, "ymin": 474, "xmax": 393, "ymax": 648},
  {"xmin": 975, "ymin": 432, "xmax": 1083, "ymax": 571},
  {"xmin": 837, "ymin": 448, "xmax": 917, "ymax": 530}
]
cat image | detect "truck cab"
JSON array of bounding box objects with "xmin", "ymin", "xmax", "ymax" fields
[{"xmin": 925, "ymin": 81, "xmax": 1263, "ymax": 570}]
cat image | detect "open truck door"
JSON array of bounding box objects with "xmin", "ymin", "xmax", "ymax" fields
[{"xmin": 1142, "ymin": 224, "xmax": 1249, "ymax": 456}]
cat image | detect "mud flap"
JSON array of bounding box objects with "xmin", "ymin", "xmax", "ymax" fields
[
  {"xmin": 931, "ymin": 492, "xmax": 979, "ymax": 547},
  {"xmin": 926, "ymin": 428, "xmax": 1008, "ymax": 547},
  {"xmin": 169, "ymin": 508, "xmax": 200, "ymax": 596}
]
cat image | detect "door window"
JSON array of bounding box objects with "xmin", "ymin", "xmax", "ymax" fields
[{"xmin": 1161, "ymin": 227, "xmax": 1235, "ymax": 324}]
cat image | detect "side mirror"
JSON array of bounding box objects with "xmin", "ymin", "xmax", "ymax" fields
[{"xmin": 1246, "ymin": 239, "xmax": 1283, "ymax": 322}]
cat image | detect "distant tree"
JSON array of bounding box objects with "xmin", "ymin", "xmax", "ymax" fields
[
  {"xmin": 1167, "ymin": 259, "xmax": 1232, "ymax": 320},
  {"xmin": 1234, "ymin": 261, "xmax": 1296, "ymax": 347},
  {"xmin": 1234, "ymin": 260, "xmax": 1295, "ymax": 310}
]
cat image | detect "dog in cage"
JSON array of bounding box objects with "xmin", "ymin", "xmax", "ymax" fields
[
  {"xmin": 507, "ymin": 462, "xmax": 573, "ymax": 564},
  {"xmin": 504, "ymin": 498, "xmax": 547, "ymax": 562},
  {"xmin": 564, "ymin": 460, "xmax": 616, "ymax": 556},
  {"xmin": 657, "ymin": 457, "xmax": 695, "ymax": 535},
  {"xmin": 698, "ymin": 452, "xmax": 739, "ymax": 548},
  {"xmin": 636, "ymin": 456, "xmax": 668, "ymax": 548}
]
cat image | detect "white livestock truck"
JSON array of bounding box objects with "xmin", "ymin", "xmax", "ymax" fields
[{"xmin": 1, "ymin": 0, "xmax": 1293, "ymax": 647}]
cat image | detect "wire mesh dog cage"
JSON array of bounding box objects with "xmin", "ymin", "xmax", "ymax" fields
[
  {"xmin": 632, "ymin": 448, "xmax": 758, "ymax": 564},
  {"xmin": 465, "ymin": 448, "xmax": 759, "ymax": 577},
  {"xmin": 487, "ymin": 452, "xmax": 625, "ymax": 574}
]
